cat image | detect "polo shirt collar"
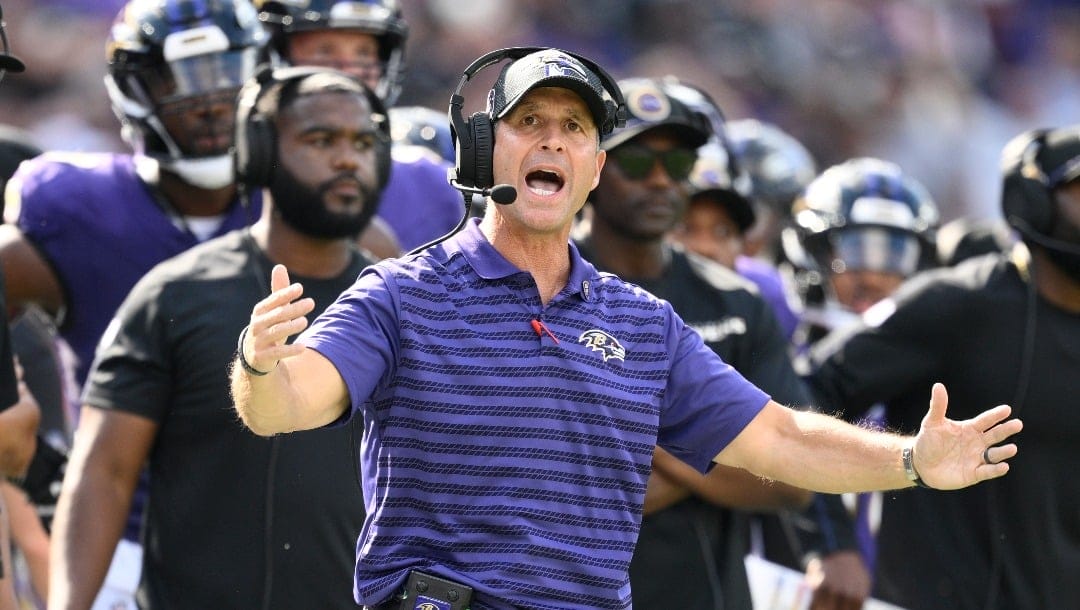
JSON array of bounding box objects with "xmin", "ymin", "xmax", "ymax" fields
[{"xmin": 448, "ymin": 218, "xmax": 602, "ymax": 302}]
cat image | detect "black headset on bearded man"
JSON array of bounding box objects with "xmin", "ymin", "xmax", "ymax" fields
[
  {"xmin": 234, "ymin": 64, "xmax": 391, "ymax": 189},
  {"xmin": 1001, "ymin": 128, "xmax": 1073, "ymax": 241},
  {"xmin": 447, "ymin": 47, "xmax": 628, "ymax": 197}
]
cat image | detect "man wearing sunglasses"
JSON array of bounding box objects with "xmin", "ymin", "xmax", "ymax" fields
[{"xmin": 574, "ymin": 76, "xmax": 814, "ymax": 609}]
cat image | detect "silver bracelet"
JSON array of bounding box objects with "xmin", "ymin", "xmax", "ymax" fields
[{"xmin": 902, "ymin": 444, "xmax": 930, "ymax": 489}]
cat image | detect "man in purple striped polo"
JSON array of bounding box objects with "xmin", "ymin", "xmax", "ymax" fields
[{"xmin": 230, "ymin": 47, "xmax": 1022, "ymax": 610}]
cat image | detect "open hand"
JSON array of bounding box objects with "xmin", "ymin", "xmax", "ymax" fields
[
  {"xmin": 241, "ymin": 264, "xmax": 316, "ymax": 375},
  {"xmin": 913, "ymin": 383, "xmax": 1022, "ymax": 490}
]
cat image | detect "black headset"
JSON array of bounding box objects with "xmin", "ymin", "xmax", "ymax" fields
[
  {"xmin": 1001, "ymin": 128, "xmax": 1058, "ymax": 237},
  {"xmin": 447, "ymin": 47, "xmax": 627, "ymax": 194},
  {"xmin": 1000, "ymin": 127, "xmax": 1080, "ymax": 262},
  {"xmin": 234, "ymin": 64, "xmax": 392, "ymax": 190}
]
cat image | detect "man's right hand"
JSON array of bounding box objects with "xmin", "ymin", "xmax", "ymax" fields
[
  {"xmin": 242, "ymin": 264, "xmax": 316, "ymax": 376},
  {"xmin": 232, "ymin": 264, "xmax": 349, "ymax": 437}
]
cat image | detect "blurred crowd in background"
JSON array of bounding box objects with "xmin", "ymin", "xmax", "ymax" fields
[{"xmin": 0, "ymin": 0, "xmax": 1078, "ymax": 223}]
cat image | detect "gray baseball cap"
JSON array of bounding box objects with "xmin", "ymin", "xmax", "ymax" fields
[{"xmin": 487, "ymin": 48, "xmax": 614, "ymax": 135}]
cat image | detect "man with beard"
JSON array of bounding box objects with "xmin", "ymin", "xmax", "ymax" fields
[
  {"xmin": 48, "ymin": 67, "xmax": 388, "ymax": 610},
  {"xmin": 253, "ymin": 0, "xmax": 465, "ymax": 253},
  {"xmin": 803, "ymin": 124, "xmax": 1080, "ymax": 609}
]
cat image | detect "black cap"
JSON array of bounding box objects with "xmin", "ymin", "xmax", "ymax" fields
[
  {"xmin": 1037, "ymin": 124, "xmax": 1080, "ymax": 188},
  {"xmin": 602, "ymin": 78, "xmax": 710, "ymax": 151},
  {"xmin": 488, "ymin": 48, "xmax": 613, "ymax": 135}
]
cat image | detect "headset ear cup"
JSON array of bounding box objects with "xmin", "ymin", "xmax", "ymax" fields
[
  {"xmin": 601, "ymin": 100, "xmax": 617, "ymax": 134},
  {"xmin": 244, "ymin": 117, "xmax": 275, "ymax": 188},
  {"xmin": 377, "ymin": 139, "xmax": 392, "ymax": 190},
  {"xmin": 451, "ymin": 115, "xmax": 476, "ymax": 189},
  {"xmin": 469, "ymin": 111, "xmax": 494, "ymax": 190},
  {"xmin": 1001, "ymin": 131, "xmax": 1054, "ymax": 236},
  {"xmin": 1000, "ymin": 146, "xmax": 1030, "ymax": 232},
  {"xmin": 1001, "ymin": 171, "xmax": 1029, "ymax": 232},
  {"xmin": 372, "ymin": 128, "xmax": 391, "ymax": 192},
  {"xmin": 1021, "ymin": 180, "xmax": 1055, "ymax": 236}
]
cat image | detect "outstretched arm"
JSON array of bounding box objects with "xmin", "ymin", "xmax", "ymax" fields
[
  {"xmin": 230, "ymin": 264, "xmax": 350, "ymax": 436},
  {"xmin": 719, "ymin": 383, "xmax": 1022, "ymax": 493}
]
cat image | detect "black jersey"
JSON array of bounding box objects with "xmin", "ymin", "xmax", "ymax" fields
[
  {"xmin": 84, "ymin": 230, "xmax": 371, "ymax": 610},
  {"xmin": 809, "ymin": 251, "xmax": 1080, "ymax": 610}
]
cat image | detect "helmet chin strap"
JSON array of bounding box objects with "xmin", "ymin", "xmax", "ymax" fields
[{"xmin": 161, "ymin": 155, "xmax": 234, "ymax": 190}]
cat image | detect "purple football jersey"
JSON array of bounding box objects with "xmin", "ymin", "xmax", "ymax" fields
[{"xmin": 11, "ymin": 152, "xmax": 258, "ymax": 384}]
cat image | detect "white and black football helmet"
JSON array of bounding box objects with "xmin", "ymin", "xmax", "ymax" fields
[
  {"xmin": 784, "ymin": 157, "xmax": 939, "ymax": 277},
  {"xmin": 105, "ymin": 0, "xmax": 266, "ymax": 189}
]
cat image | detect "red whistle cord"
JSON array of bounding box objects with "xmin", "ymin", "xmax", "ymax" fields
[{"xmin": 530, "ymin": 319, "xmax": 560, "ymax": 344}]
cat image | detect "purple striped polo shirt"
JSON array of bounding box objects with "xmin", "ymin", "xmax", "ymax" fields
[{"xmin": 300, "ymin": 218, "xmax": 769, "ymax": 610}]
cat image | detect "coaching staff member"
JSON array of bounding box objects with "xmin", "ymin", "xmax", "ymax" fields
[{"xmin": 231, "ymin": 47, "xmax": 1021, "ymax": 610}]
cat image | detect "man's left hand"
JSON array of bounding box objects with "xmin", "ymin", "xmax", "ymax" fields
[{"xmin": 913, "ymin": 383, "xmax": 1022, "ymax": 490}]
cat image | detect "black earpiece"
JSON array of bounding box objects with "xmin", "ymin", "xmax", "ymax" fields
[{"xmin": 234, "ymin": 64, "xmax": 392, "ymax": 190}]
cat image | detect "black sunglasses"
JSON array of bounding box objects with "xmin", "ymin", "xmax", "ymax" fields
[{"xmin": 610, "ymin": 145, "xmax": 697, "ymax": 181}]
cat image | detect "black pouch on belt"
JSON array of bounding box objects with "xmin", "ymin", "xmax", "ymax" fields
[{"xmin": 399, "ymin": 570, "xmax": 474, "ymax": 610}]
